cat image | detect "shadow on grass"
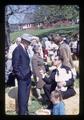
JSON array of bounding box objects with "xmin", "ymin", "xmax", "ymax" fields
[
  {"xmin": 8, "ymin": 87, "xmax": 18, "ymax": 99},
  {"xmin": 31, "ymin": 80, "xmax": 48, "ymax": 106}
]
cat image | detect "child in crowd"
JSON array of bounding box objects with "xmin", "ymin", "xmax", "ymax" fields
[{"xmin": 50, "ymin": 90, "xmax": 65, "ymax": 115}]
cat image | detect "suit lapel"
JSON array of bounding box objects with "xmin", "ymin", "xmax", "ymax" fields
[
  {"xmin": 19, "ymin": 45, "xmax": 30, "ymax": 59},
  {"xmin": 24, "ymin": 49, "xmax": 30, "ymax": 59}
]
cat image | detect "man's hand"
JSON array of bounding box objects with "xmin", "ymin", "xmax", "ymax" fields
[
  {"xmin": 57, "ymin": 81, "xmax": 66, "ymax": 87},
  {"xmin": 40, "ymin": 70, "xmax": 46, "ymax": 78}
]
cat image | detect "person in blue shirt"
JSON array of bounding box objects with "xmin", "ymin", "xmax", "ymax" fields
[{"xmin": 50, "ymin": 90, "xmax": 65, "ymax": 115}]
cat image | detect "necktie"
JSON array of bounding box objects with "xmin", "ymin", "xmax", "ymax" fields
[
  {"xmin": 25, "ymin": 48, "xmax": 30, "ymax": 59},
  {"xmin": 25, "ymin": 48, "xmax": 28, "ymax": 55}
]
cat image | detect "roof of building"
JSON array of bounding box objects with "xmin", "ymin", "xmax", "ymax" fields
[{"xmin": 22, "ymin": 13, "xmax": 35, "ymax": 24}]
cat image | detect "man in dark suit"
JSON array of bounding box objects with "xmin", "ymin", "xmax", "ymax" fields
[
  {"xmin": 40, "ymin": 55, "xmax": 76, "ymax": 108},
  {"xmin": 12, "ymin": 34, "xmax": 32, "ymax": 115}
]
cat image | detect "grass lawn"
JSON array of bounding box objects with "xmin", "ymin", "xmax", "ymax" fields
[
  {"xmin": 10, "ymin": 24, "xmax": 79, "ymax": 43},
  {"xmin": 74, "ymin": 78, "xmax": 79, "ymax": 88}
]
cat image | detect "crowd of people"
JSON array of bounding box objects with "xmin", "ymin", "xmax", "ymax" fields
[{"xmin": 5, "ymin": 32, "xmax": 79, "ymax": 115}]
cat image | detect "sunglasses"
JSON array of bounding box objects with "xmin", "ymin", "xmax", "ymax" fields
[{"xmin": 54, "ymin": 58, "xmax": 59, "ymax": 61}]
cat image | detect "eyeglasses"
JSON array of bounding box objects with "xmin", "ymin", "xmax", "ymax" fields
[{"xmin": 54, "ymin": 59, "xmax": 59, "ymax": 61}]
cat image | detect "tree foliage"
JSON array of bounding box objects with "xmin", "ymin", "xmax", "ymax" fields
[
  {"xmin": 5, "ymin": 5, "xmax": 32, "ymax": 48},
  {"xmin": 34, "ymin": 5, "xmax": 79, "ymax": 23},
  {"xmin": 5, "ymin": 5, "xmax": 79, "ymax": 48}
]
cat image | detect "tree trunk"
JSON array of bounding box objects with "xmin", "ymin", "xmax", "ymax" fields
[{"xmin": 5, "ymin": 10, "xmax": 11, "ymax": 49}]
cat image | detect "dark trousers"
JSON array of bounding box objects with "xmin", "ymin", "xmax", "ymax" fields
[
  {"xmin": 18, "ymin": 78, "xmax": 31, "ymax": 115},
  {"xmin": 44, "ymin": 84, "xmax": 76, "ymax": 110},
  {"xmin": 44, "ymin": 84, "xmax": 76, "ymax": 99},
  {"xmin": 61, "ymin": 88, "xmax": 76, "ymax": 99},
  {"xmin": 43, "ymin": 84, "xmax": 51, "ymax": 101}
]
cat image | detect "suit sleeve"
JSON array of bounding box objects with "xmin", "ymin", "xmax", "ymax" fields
[
  {"xmin": 59, "ymin": 47, "xmax": 69, "ymax": 66},
  {"xmin": 42, "ymin": 71, "xmax": 55, "ymax": 84},
  {"xmin": 12, "ymin": 48, "xmax": 23, "ymax": 79},
  {"xmin": 60, "ymin": 46, "xmax": 74, "ymax": 68}
]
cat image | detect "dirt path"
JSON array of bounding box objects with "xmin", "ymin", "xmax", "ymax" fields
[
  {"xmin": 5, "ymin": 87, "xmax": 79, "ymax": 115},
  {"xmin": 64, "ymin": 88, "xmax": 79, "ymax": 115}
]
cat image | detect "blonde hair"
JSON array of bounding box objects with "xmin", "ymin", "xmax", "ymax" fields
[{"xmin": 51, "ymin": 90, "xmax": 63, "ymax": 101}]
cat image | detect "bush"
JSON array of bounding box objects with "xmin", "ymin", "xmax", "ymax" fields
[
  {"xmin": 74, "ymin": 79, "xmax": 79, "ymax": 88},
  {"xmin": 10, "ymin": 24, "xmax": 79, "ymax": 42}
]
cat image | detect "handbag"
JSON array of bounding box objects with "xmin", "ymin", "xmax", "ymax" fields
[{"xmin": 7, "ymin": 72, "xmax": 15, "ymax": 87}]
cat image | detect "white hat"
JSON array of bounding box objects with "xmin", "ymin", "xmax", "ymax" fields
[
  {"xmin": 42, "ymin": 37, "xmax": 48, "ymax": 41},
  {"xmin": 21, "ymin": 33, "xmax": 32, "ymax": 43}
]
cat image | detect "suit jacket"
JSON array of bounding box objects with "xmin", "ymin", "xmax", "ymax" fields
[
  {"xmin": 58, "ymin": 42, "xmax": 74, "ymax": 68},
  {"xmin": 12, "ymin": 45, "xmax": 31, "ymax": 80}
]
